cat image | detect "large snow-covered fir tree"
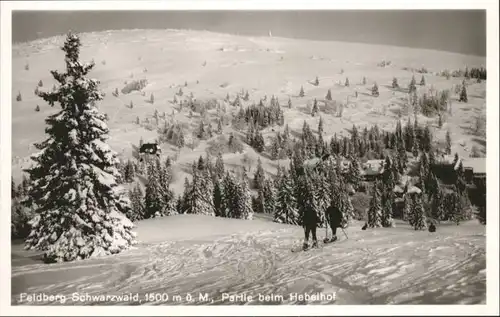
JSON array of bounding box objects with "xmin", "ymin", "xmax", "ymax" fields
[{"xmin": 23, "ymin": 32, "xmax": 136, "ymax": 263}]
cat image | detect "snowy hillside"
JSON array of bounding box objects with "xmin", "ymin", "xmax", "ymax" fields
[
  {"xmin": 12, "ymin": 29, "xmax": 486, "ymax": 195},
  {"xmin": 10, "ymin": 29, "xmax": 488, "ymax": 306},
  {"xmin": 12, "ymin": 214, "xmax": 485, "ymax": 305}
]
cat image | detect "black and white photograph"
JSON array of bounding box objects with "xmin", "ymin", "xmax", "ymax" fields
[{"xmin": 1, "ymin": 1, "xmax": 498, "ymax": 316}]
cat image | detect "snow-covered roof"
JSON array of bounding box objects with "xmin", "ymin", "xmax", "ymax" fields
[
  {"xmin": 407, "ymin": 186, "xmax": 422, "ymax": 194},
  {"xmin": 362, "ymin": 159, "xmax": 384, "ymax": 176},
  {"xmin": 393, "ymin": 185, "xmax": 405, "ymax": 193},
  {"xmin": 461, "ymin": 157, "xmax": 486, "ymax": 174},
  {"xmin": 436, "ymin": 154, "xmax": 457, "ymax": 166}
]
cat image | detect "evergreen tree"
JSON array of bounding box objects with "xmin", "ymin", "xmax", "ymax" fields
[
  {"xmin": 409, "ymin": 75, "xmax": 417, "ymax": 94},
  {"xmin": 325, "ymin": 89, "xmax": 332, "ymax": 101},
  {"xmin": 35, "ymin": 105, "xmax": 41, "ymax": 112},
  {"xmin": 253, "ymin": 157, "xmax": 265, "ymax": 190},
  {"xmin": 362, "ymin": 76, "xmax": 367, "ymax": 85},
  {"xmin": 288, "ymin": 97, "xmax": 292, "ymax": 109},
  {"xmin": 372, "ymin": 82, "xmax": 379, "ymax": 97},
  {"xmin": 367, "ymin": 181, "xmax": 383, "ymax": 228},
  {"xmin": 299, "ymin": 86, "xmax": 305, "ymax": 97},
  {"xmin": 238, "ymin": 177, "xmax": 254, "ymax": 220},
  {"xmin": 214, "ymin": 153, "xmax": 225, "ymax": 181},
  {"xmin": 347, "ymin": 156, "xmax": 362, "ymax": 190},
  {"xmin": 255, "ymin": 187, "xmax": 266, "ymax": 214},
  {"xmin": 314, "ymin": 76, "xmax": 319, "ymax": 86},
  {"xmin": 184, "ymin": 168, "xmax": 215, "ymax": 216},
  {"xmin": 176, "ymin": 129, "xmax": 185, "ymax": 148},
  {"xmin": 129, "ymin": 183, "xmax": 145, "ymax": 221},
  {"xmin": 296, "ymin": 170, "xmax": 321, "ymax": 228},
  {"xmin": 217, "ymin": 119, "xmax": 223, "ymax": 134},
  {"xmin": 123, "ymin": 159, "xmax": 135, "ymax": 183},
  {"xmin": 422, "ymin": 125, "xmax": 432, "ymax": 152},
  {"xmin": 445, "ymin": 130, "xmax": 452, "ymax": 155},
  {"xmin": 431, "ymin": 187, "xmax": 445, "ymax": 222},
  {"xmin": 262, "ymin": 178, "xmax": 277, "ymax": 214},
  {"xmin": 311, "ymin": 99, "xmax": 319, "ymax": 117},
  {"xmin": 420, "ymin": 75, "xmax": 426, "ymax": 86},
  {"xmin": 402, "ymin": 191, "xmax": 412, "ymax": 222},
  {"xmin": 412, "ymin": 125, "xmax": 420, "ymax": 157},
  {"xmin": 197, "ymin": 121, "xmax": 206, "ymax": 139},
  {"xmin": 318, "ymin": 117, "xmax": 324, "ymax": 136},
  {"xmin": 411, "ymin": 194, "xmax": 427, "ymax": 230},
  {"xmin": 213, "ymin": 180, "xmax": 224, "ymax": 217},
  {"xmin": 144, "ymin": 161, "xmax": 166, "ymax": 218},
  {"xmin": 459, "ymin": 83, "xmax": 468, "ymax": 102},
  {"xmin": 274, "ymin": 170, "xmax": 299, "ymax": 225},
  {"xmin": 158, "ymin": 159, "xmax": 176, "ymax": 216},
  {"xmin": 392, "ymin": 77, "xmax": 399, "ymax": 89},
  {"xmin": 345, "ymin": 77, "xmax": 350, "ymax": 87},
  {"xmin": 23, "ymin": 33, "xmax": 136, "ymax": 263},
  {"xmin": 382, "ymin": 156, "xmax": 396, "ymax": 193},
  {"xmin": 253, "ymin": 132, "xmax": 265, "ymax": 153},
  {"xmin": 381, "ymin": 195, "xmax": 394, "ymax": 228},
  {"xmin": 397, "ymin": 138, "xmax": 407, "ymax": 173}
]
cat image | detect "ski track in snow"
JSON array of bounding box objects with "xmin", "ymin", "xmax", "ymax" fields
[{"xmin": 11, "ymin": 216, "xmax": 486, "ymax": 306}]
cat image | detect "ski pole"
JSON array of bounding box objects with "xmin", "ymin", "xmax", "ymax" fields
[{"xmin": 341, "ymin": 227, "xmax": 349, "ymax": 240}]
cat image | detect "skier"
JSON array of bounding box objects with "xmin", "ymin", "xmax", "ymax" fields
[
  {"xmin": 301, "ymin": 204, "xmax": 319, "ymax": 250},
  {"xmin": 325, "ymin": 202, "xmax": 343, "ymax": 243},
  {"xmin": 298, "ymin": 170, "xmax": 319, "ymax": 250}
]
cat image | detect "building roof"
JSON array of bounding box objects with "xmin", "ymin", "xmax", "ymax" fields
[
  {"xmin": 437, "ymin": 154, "xmax": 457, "ymax": 165},
  {"xmin": 303, "ymin": 156, "xmax": 351, "ymax": 172},
  {"xmin": 407, "ymin": 186, "xmax": 422, "ymax": 194},
  {"xmin": 393, "ymin": 185, "xmax": 405, "ymax": 193},
  {"xmin": 461, "ymin": 157, "xmax": 486, "ymax": 175},
  {"xmin": 362, "ymin": 159, "xmax": 385, "ymax": 176}
]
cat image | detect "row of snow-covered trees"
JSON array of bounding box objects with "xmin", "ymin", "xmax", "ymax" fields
[
  {"xmin": 439, "ymin": 66, "xmax": 487, "ymax": 81},
  {"xmin": 261, "ymin": 116, "xmax": 435, "ymax": 166},
  {"xmin": 233, "ymin": 96, "xmax": 285, "ymax": 131},
  {"xmin": 124, "ymin": 153, "xmax": 254, "ymax": 222}
]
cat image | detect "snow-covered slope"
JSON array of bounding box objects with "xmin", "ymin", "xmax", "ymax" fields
[
  {"xmin": 11, "ymin": 214, "xmax": 485, "ymax": 305},
  {"xmin": 12, "ymin": 29, "xmax": 486, "ymax": 196}
]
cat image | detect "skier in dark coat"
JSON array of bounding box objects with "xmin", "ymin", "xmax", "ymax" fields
[
  {"xmin": 325, "ymin": 203, "xmax": 343, "ymax": 242},
  {"xmin": 301, "ymin": 204, "xmax": 319, "ymax": 250},
  {"xmin": 297, "ymin": 170, "xmax": 319, "ymax": 250}
]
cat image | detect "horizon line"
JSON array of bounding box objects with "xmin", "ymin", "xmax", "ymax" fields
[{"xmin": 12, "ymin": 28, "xmax": 487, "ymax": 59}]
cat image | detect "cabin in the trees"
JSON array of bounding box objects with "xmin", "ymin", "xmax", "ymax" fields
[
  {"xmin": 303, "ymin": 156, "xmax": 351, "ymax": 174},
  {"xmin": 460, "ymin": 157, "xmax": 486, "ymax": 207},
  {"xmin": 361, "ymin": 159, "xmax": 385, "ymax": 181},
  {"xmin": 460, "ymin": 157, "xmax": 486, "ymax": 184},
  {"xmin": 139, "ymin": 143, "xmax": 161, "ymax": 161}
]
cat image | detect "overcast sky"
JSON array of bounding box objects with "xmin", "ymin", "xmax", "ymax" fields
[{"xmin": 12, "ymin": 10, "xmax": 486, "ymax": 56}]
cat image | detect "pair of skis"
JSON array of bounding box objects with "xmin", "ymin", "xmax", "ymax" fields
[
  {"xmin": 291, "ymin": 223, "xmax": 348, "ymax": 253},
  {"xmin": 290, "ymin": 237, "xmax": 338, "ymax": 253}
]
